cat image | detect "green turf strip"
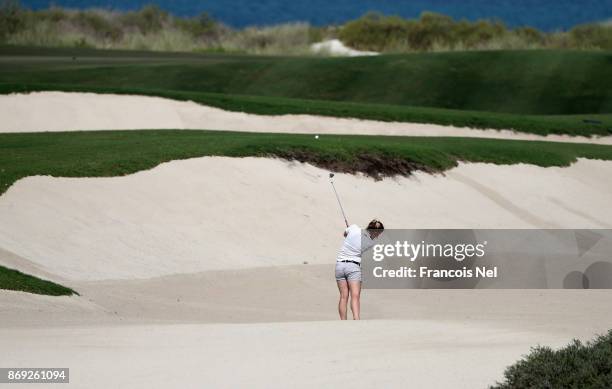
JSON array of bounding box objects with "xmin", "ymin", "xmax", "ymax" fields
[
  {"xmin": 1, "ymin": 83, "xmax": 611, "ymax": 137},
  {"xmin": 0, "ymin": 265, "xmax": 77, "ymax": 296},
  {"xmin": 2, "ymin": 130, "xmax": 612, "ymax": 195},
  {"xmin": 1, "ymin": 46, "xmax": 611, "ymax": 136}
]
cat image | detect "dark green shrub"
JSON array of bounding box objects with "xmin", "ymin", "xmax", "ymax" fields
[
  {"xmin": 175, "ymin": 11, "xmax": 220, "ymax": 39},
  {"xmin": 492, "ymin": 330, "xmax": 612, "ymax": 389},
  {"xmin": 340, "ymin": 12, "xmax": 513, "ymax": 52},
  {"xmin": 3, "ymin": 5, "xmax": 611, "ymax": 53},
  {"xmin": 73, "ymin": 36, "xmax": 93, "ymax": 48},
  {"xmin": 515, "ymin": 26, "xmax": 545, "ymax": 45},
  {"xmin": 72, "ymin": 11, "xmax": 122, "ymax": 41},
  {"xmin": 339, "ymin": 12, "xmax": 411, "ymax": 51},
  {"xmin": 119, "ymin": 4, "xmax": 168, "ymax": 34},
  {"xmin": 469, "ymin": 20, "xmax": 506, "ymax": 46},
  {"xmin": 307, "ymin": 26, "xmax": 323, "ymax": 43},
  {"xmin": 0, "ymin": 0, "xmax": 25, "ymax": 39},
  {"xmin": 408, "ymin": 12, "xmax": 455, "ymax": 50},
  {"xmin": 569, "ymin": 23, "xmax": 612, "ymax": 50},
  {"xmin": 35, "ymin": 6, "xmax": 70, "ymax": 23}
]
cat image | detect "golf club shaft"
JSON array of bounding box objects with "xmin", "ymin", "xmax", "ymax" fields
[{"xmin": 330, "ymin": 181, "xmax": 349, "ymax": 227}]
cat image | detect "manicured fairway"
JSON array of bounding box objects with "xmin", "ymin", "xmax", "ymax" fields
[
  {"xmin": 1, "ymin": 46, "xmax": 611, "ymax": 136},
  {"xmin": 3, "ymin": 130, "xmax": 612, "ymax": 194}
]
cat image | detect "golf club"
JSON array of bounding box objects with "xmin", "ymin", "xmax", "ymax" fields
[{"xmin": 329, "ymin": 173, "xmax": 349, "ymax": 227}]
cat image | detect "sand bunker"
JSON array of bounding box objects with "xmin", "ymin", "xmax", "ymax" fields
[
  {"xmin": 2, "ymin": 156, "xmax": 612, "ymax": 388},
  {"xmin": 2, "ymin": 91, "xmax": 611, "ymax": 144},
  {"xmin": 3, "ymin": 91, "xmax": 612, "ymax": 388},
  {"xmin": 0, "ymin": 320, "xmax": 570, "ymax": 388},
  {"xmin": 1, "ymin": 157, "xmax": 610, "ymax": 281}
]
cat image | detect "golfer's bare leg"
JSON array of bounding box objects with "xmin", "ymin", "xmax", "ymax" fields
[
  {"xmin": 337, "ymin": 281, "xmax": 349, "ymax": 320},
  {"xmin": 348, "ymin": 281, "xmax": 361, "ymax": 320}
]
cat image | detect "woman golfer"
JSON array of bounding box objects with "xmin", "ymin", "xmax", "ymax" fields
[{"xmin": 335, "ymin": 219, "xmax": 384, "ymax": 320}]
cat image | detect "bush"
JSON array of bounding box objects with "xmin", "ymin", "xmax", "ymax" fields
[
  {"xmin": 515, "ymin": 26, "xmax": 545, "ymax": 46},
  {"xmin": 6, "ymin": 19, "xmax": 61, "ymax": 46},
  {"xmin": 227, "ymin": 22, "xmax": 311, "ymax": 54},
  {"xmin": 456, "ymin": 19, "xmax": 507, "ymax": 49},
  {"xmin": 407, "ymin": 12, "xmax": 455, "ymax": 50},
  {"xmin": 569, "ymin": 23, "xmax": 612, "ymax": 50},
  {"xmin": 35, "ymin": 6, "xmax": 69, "ymax": 23},
  {"xmin": 72, "ymin": 10, "xmax": 122, "ymax": 42},
  {"xmin": 2, "ymin": 4, "xmax": 611, "ymax": 54},
  {"xmin": 339, "ymin": 12, "xmax": 612, "ymax": 53},
  {"xmin": 339, "ymin": 12, "xmax": 511, "ymax": 52},
  {"xmin": 491, "ymin": 330, "xmax": 612, "ymax": 389},
  {"xmin": 339, "ymin": 12, "xmax": 411, "ymax": 51},
  {"xmin": 119, "ymin": 5, "xmax": 168, "ymax": 34},
  {"xmin": 0, "ymin": 0, "xmax": 25, "ymax": 39},
  {"xmin": 121, "ymin": 29, "xmax": 200, "ymax": 51},
  {"xmin": 175, "ymin": 12, "xmax": 219, "ymax": 39},
  {"xmin": 307, "ymin": 25, "xmax": 337, "ymax": 44}
]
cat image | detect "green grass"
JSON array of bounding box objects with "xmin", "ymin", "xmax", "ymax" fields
[
  {"xmin": 2, "ymin": 129, "xmax": 612, "ymax": 195},
  {"xmin": 1, "ymin": 46, "xmax": 611, "ymax": 136},
  {"xmin": 0, "ymin": 265, "xmax": 77, "ymax": 296},
  {"xmin": 1, "ymin": 82, "xmax": 611, "ymax": 137},
  {"xmin": 1, "ymin": 46, "xmax": 609, "ymax": 115},
  {"xmin": 0, "ymin": 46, "xmax": 612, "ymax": 121},
  {"xmin": 2, "ymin": 129, "xmax": 611, "ymax": 295}
]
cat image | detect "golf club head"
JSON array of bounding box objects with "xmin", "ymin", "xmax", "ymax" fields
[{"xmin": 329, "ymin": 172, "xmax": 335, "ymax": 180}]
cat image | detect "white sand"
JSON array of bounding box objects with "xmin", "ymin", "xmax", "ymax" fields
[
  {"xmin": 2, "ymin": 91, "xmax": 611, "ymax": 144},
  {"xmin": 0, "ymin": 320, "xmax": 570, "ymax": 389},
  {"xmin": 3, "ymin": 262, "xmax": 611, "ymax": 387},
  {"xmin": 311, "ymin": 39, "xmax": 379, "ymax": 56},
  {"xmin": 1, "ymin": 157, "xmax": 611, "ymax": 281},
  {"xmin": 2, "ymin": 99, "xmax": 612, "ymax": 387},
  {"xmin": 2, "ymin": 266, "xmax": 612, "ymax": 388}
]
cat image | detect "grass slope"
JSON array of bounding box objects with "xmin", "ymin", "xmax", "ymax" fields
[
  {"xmin": 0, "ymin": 265, "xmax": 77, "ymax": 296},
  {"xmin": 1, "ymin": 82, "xmax": 611, "ymax": 137},
  {"xmin": 1, "ymin": 46, "xmax": 611, "ymax": 136},
  {"xmin": 2, "ymin": 130, "xmax": 612, "ymax": 195},
  {"xmin": 1, "ymin": 47, "xmax": 610, "ymax": 115}
]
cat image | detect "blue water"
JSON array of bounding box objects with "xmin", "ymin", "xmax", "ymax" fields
[{"xmin": 20, "ymin": 0, "xmax": 612, "ymax": 31}]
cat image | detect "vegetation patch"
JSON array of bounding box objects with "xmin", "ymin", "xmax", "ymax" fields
[
  {"xmin": 1, "ymin": 46, "xmax": 611, "ymax": 123},
  {"xmin": 1, "ymin": 2, "xmax": 611, "ymax": 53},
  {"xmin": 340, "ymin": 12, "xmax": 612, "ymax": 52},
  {"xmin": 0, "ymin": 265, "xmax": 77, "ymax": 296},
  {"xmin": 492, "ymin": 330, "xmax": 612, "ymax": 389},
  {"xmin": 2, "ymin": 130, "xmax": 612, "ymax": 195},
  {"xmin": 1, "ymin": 81, "xmax": 611, "ymax": 137}
]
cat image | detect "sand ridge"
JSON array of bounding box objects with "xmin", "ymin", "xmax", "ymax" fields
[{"xmin": 1, "ymin": 91, "xmax": 611, "ymax": 144}]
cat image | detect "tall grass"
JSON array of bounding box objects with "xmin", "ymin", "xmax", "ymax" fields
[
  {"xmin": 1, "ymin": 1, "xmax": 610, "ymax": 54},
  {"xmin": 0, "ymin": 1, "xmax": 327, "ymax": 54},
  {"xmin": 224, "ymin": 23, "xmax": 312, "ymax": 55},
  {"xmin": 339, "ymin": 11, "xmax": 612, "ymax": 52}
]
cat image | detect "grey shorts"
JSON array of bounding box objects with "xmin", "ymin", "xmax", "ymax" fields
[{"xmin": 335, "ymin": 261, "xmax": 362, "ymax": 282}]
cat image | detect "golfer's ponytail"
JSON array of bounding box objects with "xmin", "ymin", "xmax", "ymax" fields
[{"xmin": 367, "ymin": 219, "xmax": 384, "ymax": 230}]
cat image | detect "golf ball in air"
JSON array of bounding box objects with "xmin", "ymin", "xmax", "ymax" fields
[{"xmin": 315, "ymin": 135, "xmax": 319, "ymax": 139}]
